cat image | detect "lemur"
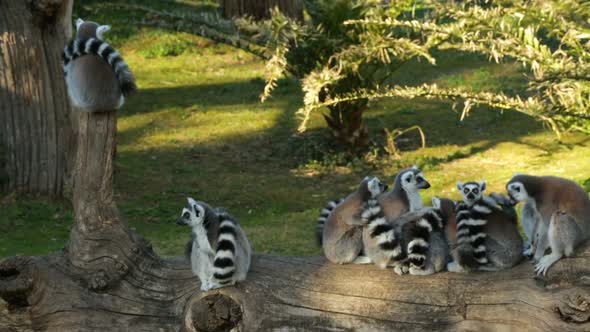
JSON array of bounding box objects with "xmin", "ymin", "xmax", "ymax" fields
[
  {"xmin": 315, "ymin": 166, "xmax": 429, "ymax": 247},
  {"xmin": 507, "ymin": 174, "xmax": 590, "ymax": 275},
  {"xmin": 322, "ymin": 177, "xmax": 388, "ymax": 264},
  {"xmin": 448, "ymin": 181, "xmax": 522, "ymax": 273},
  {"xmin": 177, "ymin": 198, "xmax": 251, "ymax": 291},
  {"xmin": 393, "ymin": 197, "xmax": 449, "ymax": 276},
  {"xmin": 316, "ymin": 198, "xmax": 343, "ymax": 246},
  {"xmin": 361, "ymin": 194, "xmax": 406, "ymax": 269},
  {"xmin": 371, "ymin": 166, "xmax": 432, "ymax": 270},
  {"xmin": 378, "ymin": 166, "xmax": 431, "ymax": 221},
  {"xmin": 63, "ymin": 18, "xmax": 136, "ymax": 112}
]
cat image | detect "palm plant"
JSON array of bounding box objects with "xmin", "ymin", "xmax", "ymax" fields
[{"xmin": 261, "ymin": 0, "xmax": 429, "ymax": 151}]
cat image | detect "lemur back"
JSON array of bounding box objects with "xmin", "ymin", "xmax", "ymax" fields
[
  {"xmin": 316, "ymin": 198, "xmax": 344, "ymax": 246},
  {"xmin": 362, "ymin": 197, "xmax": 405, "ymax": 269},
  {"xmin": 63, "ymin": 19, "xmax": 136, "ymax": 112},
  {"xmin": 322, "ymin": 177, "xmax": 387, "ymax": 264},
  {"xmin": 402, "ymin": 205, "xmax": 448, "ymax": 275}
]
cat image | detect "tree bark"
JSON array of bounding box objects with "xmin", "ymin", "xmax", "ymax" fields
[
  {"xmin": 0, "ymin": 0, "xmax": 74, "ymax": 196},
  {"xmin": 219, "ymin": 0, "xmax": 304, "ymax": 21}
]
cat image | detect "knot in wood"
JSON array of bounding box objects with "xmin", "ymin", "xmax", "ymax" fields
[
  {"xmin": 0, "ymin": 256, "xmax": 35, "ymax": 306},
  {"xmin": 556, "ymin": 293, "xmax": 590, "ymax": 323},
  {"xmin": 187, "ymin": 294, "xmax": 242, "ymax": 332}
]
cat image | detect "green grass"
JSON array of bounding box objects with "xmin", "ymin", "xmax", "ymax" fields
[{"xmin": 2, "ymin": 1, "xmax": 590, "ymax": 259}]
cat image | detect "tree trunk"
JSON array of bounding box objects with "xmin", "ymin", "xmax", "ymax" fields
[
  {"xmin": 0, "ymin": 0, "xmax": 75, "ymax": 196},
  {"xmin": 220, "ymin": 0, "xmax": 304, "ymax": 21},
  {"xmin": 323, "ymin": 101, "xmax": 370, "ymax": 152}
]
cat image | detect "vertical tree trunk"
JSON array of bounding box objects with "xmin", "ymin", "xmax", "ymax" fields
[
  {"xmin": 0, "ymin": 0, "xmax": 74, "ymax": 196},
  {"xmin": 220, "ymin": 0, "xmax": 304, "ymax": 21}
]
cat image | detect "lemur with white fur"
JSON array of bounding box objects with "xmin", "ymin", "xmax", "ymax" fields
[
  {"xmin": 177, "ymin": 198, "xmax": 251, "ymax": 291},
  {"xmin": 447, "ymin": 181, "xmax": 522, "ymax": 273},
  {"xmin": 507, "ymin": 174, "xmax": 590, "ymax": 275}
]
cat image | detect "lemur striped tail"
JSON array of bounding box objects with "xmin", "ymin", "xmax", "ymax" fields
[
  {"xmin": 316, "ymin": 198, "xmax": 343, "ymax": 246},
  {"xmin": 212, "ymin": 213, "xmax": 238, "ymax": 285},
  {"xmin": 63, "ymin": 38, "xmax": 137, "ymax": 96},
  {"xmin": 364, "ymin": 199, "xmax": 405, "ymax": 263},
  {"xmin": 406, "ymin": 209, "xmax": 444, "ymax": 269},
  {"xmin": 454, "ymin": 202, "xmax": 493, "ymax": 267}
]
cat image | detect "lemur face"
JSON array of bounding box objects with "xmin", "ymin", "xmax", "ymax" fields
[
  {"xmin": 367, "ymin": 177, "xmax": 388, "ymax": 198},
  {"xmin": 177, "ymin": 197, "xmax": 206, "ymax": 227},
  {"xmin": 401, "ymin": 167, "xmax": 430, "ymax": 192},
  {"xmin": 506, "ymin": 181, "xmax": 528, "ymax": 203},
  {"xmin": 75, "ymin": 18, "xmax": 111, "ymax": 40},
  {"xmin": 457, "ymin": 181, "xmax": 485, "ymax": 206}
]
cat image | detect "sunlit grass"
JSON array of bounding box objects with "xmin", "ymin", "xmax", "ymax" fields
[{"xmin": 2, "ymin": 2, "xmax": 590, "ymax": 259}]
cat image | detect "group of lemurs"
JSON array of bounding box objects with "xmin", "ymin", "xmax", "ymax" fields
[
  {"xmin": 318, "ymin": 167, "xmax": 590, "ymax": 276},
  {"xmin": 63, "ymin": 19, "xmax": 589, "ymax": 291}
]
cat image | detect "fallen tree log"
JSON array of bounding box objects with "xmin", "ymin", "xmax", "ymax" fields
[{"xmin": 1, "ymin": 246, "xmax": 590, "ymax": 331}]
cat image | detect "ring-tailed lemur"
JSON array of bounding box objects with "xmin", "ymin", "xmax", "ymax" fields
[
  {"xmin": 507, "ymin": 174, "xmax": 590, "ymax": 275},
  {"xmin": 322, "ymin": 177, "xmax": 388, "ymax": 264},
  {"xmin": 451, "ymin": 181, "xmax": 496, "ymax": 267},
  {"xmin": 315, "ymin": 166, "xmax": 429, "ymax": 250},
  {"xmin": 378, "ymin": 166, "xmax": 431, "ymax": 222},
  {"xmin": 177, "ymin": 198, "xmax": 251, "ymax": 291},
  {"xmin": 448, "ymin": 181, "xmax": 522, "ymax": 272},
  {"xmin": 316, "ymin": 198, "xmax": 343, "ymax": 246},
  {"xmin": 376, "ymin": 166, "xmax": 431, "ymax": 273},
  {"xmin": 361, "ymin": 195, "xmax": 405, "ymax": 269},
  {"xmin": 63, "ymin": 18, "xmax": 136, "ymax": 112},
  {"xmin": 401, "ymin": 197, "xmax": 449, "ymax": 275}
]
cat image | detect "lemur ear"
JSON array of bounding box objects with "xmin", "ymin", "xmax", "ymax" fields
[
  {"xmin": 456, "ymin": 181, "xmax": 464, "ymax": 190},
  {"xmin": 432, "ymin": 197, "xmax": 441, "ymax": 209},
  {"xmin": 411, "ymin": 165, "xmax": 419, "ymax": 170},
  {"xmin": 96, "ymin": 25, "xmax": 111, "ymax": 40},
  {"xmin": 76, "ymin": 18, "xmax": 84, "ymax": 30},
  {"xmin": 480, "ymin": 181, "xmax": 486, "ymax": 192}
]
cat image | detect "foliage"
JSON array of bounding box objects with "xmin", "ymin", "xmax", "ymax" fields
[
  {"xmin": 299, "ymin": 0, "xmax": 590, "ymax": 137},
  {"xmin": 259, "ymin": 0, "xmax": 451, "ymax": 150},
  {"xmin": 384, "ymin": 126, "xmax": 426, "ymax": 158}
]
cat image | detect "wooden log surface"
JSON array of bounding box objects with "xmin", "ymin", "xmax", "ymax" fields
[{"xmin": 1, "ymin": 242, "xmax": 589, "ymax": 331}]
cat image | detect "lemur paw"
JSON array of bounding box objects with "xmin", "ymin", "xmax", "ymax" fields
[
  {"xmin": 534, "ymin": 254, "xmax": 560, "ymax": 276},
  {"xmin": 409, "ymin": 266, "xmax": 434, "ymax": 276},
  {"xmin": 447, "ymin": 261, "xmax": 466, "ymax": 273},
  {"xmin": 200, "ymin": 282, "xmax": 213, "ymax": 291},
  {"xmin": 393, "ymin": 264, "xmax": 408, "ymax": 276}
]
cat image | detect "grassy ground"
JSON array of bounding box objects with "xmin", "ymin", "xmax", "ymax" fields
[{"xmin": 2, "ymin": 1, "xmax": 590, "ymax": 259}]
